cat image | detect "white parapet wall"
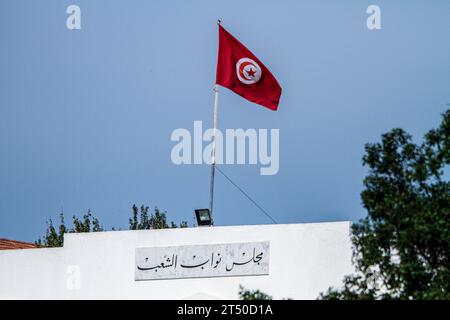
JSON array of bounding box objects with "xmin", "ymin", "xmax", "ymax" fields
[{"xmin": 0, "ymin": 222, "xmax": 353, "ymax": 300}]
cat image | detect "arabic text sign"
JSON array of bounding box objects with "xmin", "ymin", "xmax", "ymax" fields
[{"xmin": 135, "ymin": 241, "xmax": 269, "ymax": 280}]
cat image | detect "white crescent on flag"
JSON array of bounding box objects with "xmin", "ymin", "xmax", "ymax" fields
[{"xmin": 236, "ymin": 58, "xmax": 262, "ymax": 85}]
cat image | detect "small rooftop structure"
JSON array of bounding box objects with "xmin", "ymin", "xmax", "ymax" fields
[{"xmin": 0, "ymin": 238, "xmax": 37, "ymax": 250}]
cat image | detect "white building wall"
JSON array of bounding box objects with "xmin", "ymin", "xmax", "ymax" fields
[{"xmin": 0, "ymin": 222, "xmax": 353, "ymax": 300}]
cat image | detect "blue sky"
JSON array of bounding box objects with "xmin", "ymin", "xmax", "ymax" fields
[{"xmin": 1, "ymin": 0, "xmax": 449, "ymax": 242}]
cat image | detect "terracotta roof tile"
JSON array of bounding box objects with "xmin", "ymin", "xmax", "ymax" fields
[{"xmin": 0, "ymin": 238, "xmax": 38, "ymax": 250}]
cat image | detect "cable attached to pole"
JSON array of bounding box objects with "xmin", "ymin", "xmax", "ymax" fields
[{"xmin": 215, "ymin": 166, "xmax": 278, "ymax": 224}]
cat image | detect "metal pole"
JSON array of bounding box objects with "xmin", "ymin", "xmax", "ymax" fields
[{"xmin": 209, "ymin": 84, "xmax": 219, "ymax": 224}]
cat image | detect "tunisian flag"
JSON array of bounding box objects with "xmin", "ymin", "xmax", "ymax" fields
[{"xmin": 216, "ymin": 25, "xmax": 282, "ymax": 111}]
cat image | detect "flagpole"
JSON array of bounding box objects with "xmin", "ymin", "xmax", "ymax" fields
[
  {"xmin": 209, "ymin": 83, "xmax": 219, "ymax": 225},
  {"xmin": 209, "ymin": 19, "xmax": 221, "ymax": 225}
]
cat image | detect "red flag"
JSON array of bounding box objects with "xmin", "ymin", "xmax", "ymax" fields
[{"xmin": 216, "ymin": 25, "xmax": 282, "ymax": 111}]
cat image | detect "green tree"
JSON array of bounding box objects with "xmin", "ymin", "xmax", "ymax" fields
[
  {"xmin": 35, "ymin": 213, "xmax": 67, "ymax": 248},
  {"xmin": 36, "ymin": 210, "xmax": 103, "ymax": 248},
  {"xmin": 238, "ymin": 285, "xmax": 273, "ymax": 300},
  {"xmin": 320, "ymin": 109, "xmax": 450, "ymax": 300},
  {"xmin": 38, "ymin": 205, "xmax": 189, "ymax": 247},
  {"xmin": 72, "ymin": 210, "xmax": 103, "ymax": 233},
  {"xmin": 128, "ymin": 204, "xmax": 188, "ymax": 230}
]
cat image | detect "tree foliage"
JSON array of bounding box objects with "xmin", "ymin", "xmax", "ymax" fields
[
  {"xmin": 128, "ymin": 204, "xmax": 188, "ymax": 230},
  {"xmin": 320, "ymin": 109, "xmax": 450, "ymax": 300},
  {"xmin": 238, "ymin": 285, "xmax": 273, "ymax": 300},
  {"xmin": 37, "ymin": 205, "xmax": 188, "ymax": 247},
  {"xmin": 36, "ymin": 210, "xmax": 103, "ymax": 247}
]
